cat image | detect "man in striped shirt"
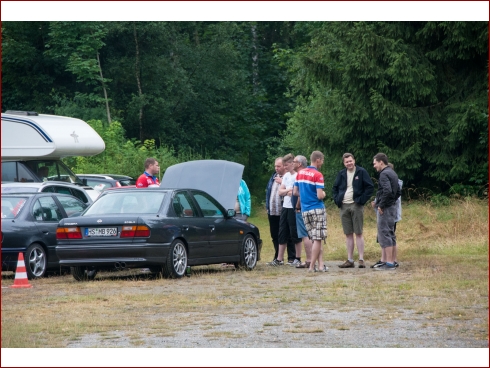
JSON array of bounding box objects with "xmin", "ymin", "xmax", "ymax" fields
[{"xmin": 293, "ymin": 151, "xmax": 327, "ymax": 272}]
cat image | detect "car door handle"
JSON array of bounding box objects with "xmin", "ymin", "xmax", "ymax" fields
[
  {"xmin": 209, "ymin": 225, "xmax": 215, "ymax": 232},
  {"xmin": 182, "ymin": 225, "xmax": 189, "ymax": 231},
  {"xmin": 42, "ymin": 231, "xmax": 49, "ymax": 234}
]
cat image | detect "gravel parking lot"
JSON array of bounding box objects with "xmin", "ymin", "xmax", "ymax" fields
[
  {"xmin": 2, "ymin": 260, "xmax": 488, "ymax": 366},
  {"xmin": 24, "ymin": 260, "xmax": 482, "ymax": 349}
]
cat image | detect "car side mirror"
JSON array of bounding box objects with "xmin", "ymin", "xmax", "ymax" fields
[
  {"xmin": 81, "ymin": 178, "xmax": 88, "ymax": 185},
  {"xmin": 227, "ymin": 209, "xmax": 236, "ymax": 218}
]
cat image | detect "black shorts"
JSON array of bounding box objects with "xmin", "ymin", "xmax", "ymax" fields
[{"xmin": 278, "ymin": 207, "xmax": 301, "ymax": 244}]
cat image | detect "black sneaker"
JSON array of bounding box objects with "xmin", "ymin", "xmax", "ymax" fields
[
  {"xmin": 370, "ymin": 260, "xmax": 386, "ymax": 268},
  {"xmin": 394, "ymin": 261, "xmax": 399, "ymax": 268}
]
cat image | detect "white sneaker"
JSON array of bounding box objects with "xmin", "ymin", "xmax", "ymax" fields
[
  {"xmin": 314, "ymin": 265, "xmax": 328, "ymax": 272},
  {"xmin": 291, "ymin": 259, "xmax": 301, "ymax": 266}
]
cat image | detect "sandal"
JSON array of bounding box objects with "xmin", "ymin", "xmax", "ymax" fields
[{"xmin": 296, "ymin": 261, "xmax": 311, "ymax": 269}]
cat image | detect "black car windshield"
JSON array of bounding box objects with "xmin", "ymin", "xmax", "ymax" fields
[
  {"xmin": 84, "ymin": 191, "xmax": 166, "ymax": 215},
  {"xmin": 1, "ymin": 197, "xmax": 28, "ymax": 219}
]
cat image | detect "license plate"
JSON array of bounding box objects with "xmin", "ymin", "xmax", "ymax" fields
[{"xmin": 85, "ymin": 227, "xmax": 118, "ymax": 237}]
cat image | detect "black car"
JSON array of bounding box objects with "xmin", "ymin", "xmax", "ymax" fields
[
  {"xmin": 56, "ymin": 187, "xmax": 262, "ymax": 280},
  {"xmin": 76, "ymin": 174, "xmax": 136, "ymax": 192},
  {"xmin": 1, "ymin": 192, "xmax": 88, "ymax": 279}
]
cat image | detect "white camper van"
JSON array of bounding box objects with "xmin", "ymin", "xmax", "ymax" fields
[{"xmin": 1, "ymin": 111, "xmax": 105, "ymax": 185}]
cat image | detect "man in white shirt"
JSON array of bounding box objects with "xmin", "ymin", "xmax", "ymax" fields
[{"xmin": 269, "ymin": 154, "xmax": 302, "ymax": 266}]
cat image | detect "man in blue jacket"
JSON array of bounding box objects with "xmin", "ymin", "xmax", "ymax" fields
[{"xmin": 332, "ymin": 153, "xmax": 374, "ymax": 268}]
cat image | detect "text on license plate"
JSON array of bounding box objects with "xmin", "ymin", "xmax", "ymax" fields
[{"xmin": 85, "ymin": 227, "xmax": 118, "ymax": 237}]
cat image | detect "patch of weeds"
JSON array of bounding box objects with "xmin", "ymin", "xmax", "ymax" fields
[
  {"xmin": 283, "ymin": 328, "xmax": 324, "ymax": 333},
  {"xmin": 131, "ymin": 339, "xmax": 145, "ymax": 346},
  {"xmin": 203, "ymin": 331, "xmax": 244, "ymax": 339},
  {"xmin": 153, "ymin": 332, "xmax": 175, "ymax": 337},
  {"xmin": 263, "ymin": 322, "xmax": 280, "ymax": 327}
]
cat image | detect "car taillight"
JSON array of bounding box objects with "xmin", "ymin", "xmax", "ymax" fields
[
  {"xmin": 56, "ymin": 227, "xmax": 82, "ymax": 239},
  {"xmin": 120, "ymin": 225, "xmax": 150, "ymax": 238}
]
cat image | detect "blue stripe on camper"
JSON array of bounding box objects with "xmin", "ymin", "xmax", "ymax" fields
[{"xmin": 2, "ymin": 117, "xmax": 53, "ymax": 143}]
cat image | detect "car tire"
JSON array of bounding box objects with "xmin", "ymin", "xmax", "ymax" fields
[
  {"xmin": 71, "ymin": 266, "xmax": 97, "ymax": 281},
  {"xmin": 239, "ymin": 234, "xmax": 257, "ymax": 270},
  {"xmin": 25, "ymin": 243, "xmax": 47, "ymax": 279},
  {"xmin": 162, "ymin": 239, "xmax": 187, "ymax": 279}
]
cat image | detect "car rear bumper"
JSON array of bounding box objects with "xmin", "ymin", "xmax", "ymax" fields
[{"xmin": 56, "ymin": 242, "xmax": 172, "ymax": 268}]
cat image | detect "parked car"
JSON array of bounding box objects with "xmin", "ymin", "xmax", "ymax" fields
[
  {"xmin": 1, "ymin": 181, "xmax": 97, "ymax": 204},
  {"xmin": 1, "ymin": 192, "xmax": 88, "ymax": 279},
  {"xmin": 56, "ymin": 187, "xmax": 262, "ymax": 281},
  {"xmin": 76, "ymin": 174, "xmax": 136, "ymax": 192}
]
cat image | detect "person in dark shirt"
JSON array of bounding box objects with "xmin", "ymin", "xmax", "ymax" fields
[
  {"xmin": 332, "ymin": 153, "xmax": 374, "ymax": 269},
  {"xmin": 372, "ymin": 153, "xmax": 400, "ymax": 271}
]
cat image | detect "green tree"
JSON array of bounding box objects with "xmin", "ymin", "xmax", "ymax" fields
[
  {"xmin": 45, "ymin": 22, "xmax": 112, "ymax": 124},
  {"xmin": 1, "ymin": 22, "xmax": 55, "ymax": 112},
  {"xmin": 277, "ymin": 21, "xmax": 488, "ymax": 191}
]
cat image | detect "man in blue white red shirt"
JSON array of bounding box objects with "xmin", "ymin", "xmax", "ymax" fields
[
  {"xmin": 293, "ymin": 151, "xmax": 327, "ymax": 272},
  {"xmin": 136, "ymin": 157, "xmax": 160, "ymax": 188}
]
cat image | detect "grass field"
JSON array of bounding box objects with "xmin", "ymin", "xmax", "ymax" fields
[{"xmin": 1, "ymin": 197, "xmax": 488, "ymax": 360}]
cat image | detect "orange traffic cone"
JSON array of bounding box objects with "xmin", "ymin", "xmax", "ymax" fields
[{"xmin": 10, "ymin": 252, "xmax": 32, "ymax": 288}]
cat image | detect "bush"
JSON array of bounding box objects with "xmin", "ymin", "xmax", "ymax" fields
[{"xmin": 64, "ymin": 120, "xmax": 205, "ymax": 179}]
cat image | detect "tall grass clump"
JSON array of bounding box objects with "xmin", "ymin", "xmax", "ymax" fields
[{"xmin": 253, "ymin": 196, "xmax": 488, "ymax": 263}]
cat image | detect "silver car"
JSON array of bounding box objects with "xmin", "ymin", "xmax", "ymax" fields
[{"xmin": 1, "ymin": 181, "xmax": 97, "ymax": 205}]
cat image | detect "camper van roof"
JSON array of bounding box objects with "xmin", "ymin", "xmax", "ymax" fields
[{"xmin": 1, "ymin": 111, "xmax": 105, "ymax": 160}]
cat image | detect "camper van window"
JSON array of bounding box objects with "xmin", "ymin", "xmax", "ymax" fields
[
  {"xmin": 14, "ymin": 164, "xmax": 37, "ymax": 183},
  {"xmin": 1, "ymin": 162, "xmax": 17, "ymax": 182},
  {"xmin": 23, "ymin": 160, "xmax": 83, "ymax": 185},
  {"xmin": 1, "ymin": 162, "xmax": 37, "ymax": 183}
]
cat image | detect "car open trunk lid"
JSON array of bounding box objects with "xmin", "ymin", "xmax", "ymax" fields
[{"xmin": 160, "ymin": 160, "xmax": 244, "ymax": 211}]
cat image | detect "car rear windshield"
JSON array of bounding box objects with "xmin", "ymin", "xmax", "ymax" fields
[
  {"xmin": 84, "ymin": 191, "xmax": 166, "ymax": 215},
  {"xmin": 1, "ymin": 197, "xmax": 28, "ymax": 219}
]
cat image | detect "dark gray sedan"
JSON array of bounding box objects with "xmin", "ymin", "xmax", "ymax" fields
[
  {"xmin": 56, "ymin": 188, "xmax": 262, "ymax": 280},
  {"xmin": 1, "ymin": 192, "xmax": 88, "ymax": 278}
]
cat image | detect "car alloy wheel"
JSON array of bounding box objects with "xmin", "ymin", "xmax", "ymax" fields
[
  {"xmin": 25, "ymin": 243, "xmax": 47, "ymax": 279},
  {"xmin": 163, "ymin": 240, "xmax": 187, "ymax": 278},
  {"xmin": 240, "ymin": 235, "xmax": 257, "ymax": 270}
]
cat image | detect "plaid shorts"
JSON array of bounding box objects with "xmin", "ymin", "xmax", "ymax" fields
[{"xmin": 302, "ymin": 208, "xmax": 327, "ymax": 241}]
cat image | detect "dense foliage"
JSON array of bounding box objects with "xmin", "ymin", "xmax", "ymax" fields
[{"xmin": 2, "ymin": 21, "xmax": 488, "ymax": 197}]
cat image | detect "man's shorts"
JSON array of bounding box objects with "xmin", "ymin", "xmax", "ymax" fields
[
  {"xmin": 377, "ymin": 205, "xmax": 397, "ymax": 248},
  {"xmin": 278, "ymin": 207, "xmax": 301, "ymax": 244},
  {"xmin": 295, "ymin": 211, "xmax": 308, "ymax": 238},
  {"xmin": 340, "ymin": 202, "xmax": 364, "ymax": 235},
  {"xmin": 302, "ymin": 208, "xmax": 327, "ymax": 241}
]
